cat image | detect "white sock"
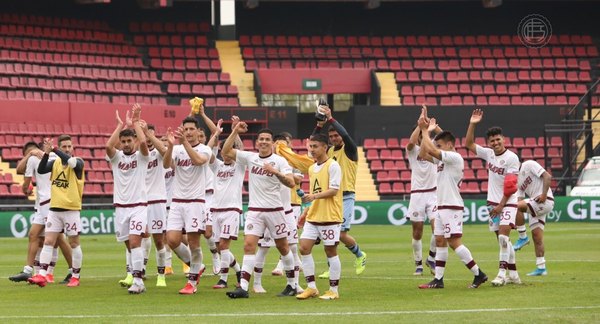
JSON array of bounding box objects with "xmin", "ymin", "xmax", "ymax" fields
[
  {"xmin": 219, "ymin": 249, "xmax": 232, "ymax": 282},
  {"xmin": 38, "ymin": 245, "xmax": 53, "ymax": 277},
  {"xmin": 428, "ymin": 235, "xmax": 437, "ymax": 262},
  {"xmin": 23, "ymin": 265, "xmax": 33, "ymax": 274},
  {"xmin": 71, "ymin": 245, "xmax": 82, "ymax": 279},
  {"xmin": 301, "ymin": 254, "xmax": 316, "ymax": 289},
  {"xmin": 290, "ymin": 244, "xmax": 300, "ymax": 289},
  {"xmin": 34, "ymin": 249, "xmax": 41, "ymax": 274},
  {"xmin": 189, "ymin": 247, "xmax": 203, "ymax": 285},
  {"xmin": 281, "ymin": 250, "xmax": 295, "ymax": 287},
  {"xmin": 173, "ymin": 243, "xmax": 191, "ymax": 265},
  {"xmin": 517, "ymin": 225, "xmax": 527, "ymax": 239},
  {"xmin": 156, "ymin": 247, "xmax": 166, "ymax": 275},
  {"xmin": 240, "ymin": 254, "xmax": 256, "ymax": 291},
  {"xmin": 435, "ymin": 247, "xmax": 448, "ymax": 280},
  {"xmin": 47, "ymin": 248, "xmax": 59, "ymax": 275},
  {"xmin": 142, "ymin": 237, "xmax": 151, "ymax": 273},
  {"xmin": 455, "ymin": 244, "xmax": 480, "ymax": 275},
  {"xmin": 536, "ymin": 257, "xmax": 546, "ymax": 269},
  {"xmin": 165, "ymin": 245, "xmax": 172, "ymax": 267},
  {"xmin": 253, "ymin": 247, "xmax": 269, "ymax": 286},
  {"xmin": 125, "ymin": 249, "xmax": 132, "ymax": 274},
  {"xmin": 327, "ymin": 255, "xmax": 341, "ymax": 293},
  {"xmin": 412, "ymin": 238, "xmax": 423, "ymax": 266},
  {"xmin": 275, "ymin": 259, "xmax": 283, "ymax": 271},
  {"xmin": 498, "ymin": 235, "xmax": 510, "ymax": 277},
  {"xmin": 206, "ymin": 235, "xmax": 218, "ymax": 254},
  {"xmin": 131, "ymin": 247, "xmax": 143, "ymax": 284}
]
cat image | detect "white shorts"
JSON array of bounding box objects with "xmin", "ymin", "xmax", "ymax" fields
[
  {"xmin": 32, "ymin": 203, "xmax": 50, "ymax": 225},
  {"xmin": 167, "ymin": 201, "xmax": 206, "ymax": 234},
  {"xmin": 434, "ymin": 208, "xmax": 463, "ymax": 239},
  {"xmin": 115, "ymin": 205, "xmax": 148, "ymax": 242},
  {"xmin": 244, "ymin": 208, "xmax": 289, "ymax": 240},
  {"xmin": 300, "ymin": 222, "xmax": 341, "ymax": 246},
  {"xmin": 204, "ymin": 191, "xmax": 214, "ymax": 227},
  {"xmin": 292, "ymin": 205, "xmax": 302, "ymax": 220},
  {"xmin": 147, "ymin": 202, "xmax": 167, "ymax": 234},
  {"xmin": 212, "ymin": 209, "xmax": 241, "ymax": 240},
  {"xmin": 525, "ymin": 198, "xmax": 554, "ymax": 231},
  {"xmin": 46, "ymin": 210, "xmax": 81, "ymax": 237},
  {"xmin": 488, "ymin": 204, "xmax": 517, "ymax": 232},
  {"xmin": 258, "ymin": 229, "xmax": 276, "ymax": 248},
  {"xmin": 406, "ymin": 191, "xmax": 437, "ymax": 222},
  {"xmin": 285, "ymin": 209, "xmax": 298, "ymax": 244}
]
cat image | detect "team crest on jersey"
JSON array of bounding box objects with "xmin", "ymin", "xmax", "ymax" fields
[
  {"xmin": 499, "ymin": 159, "xmax": 506, "ymax": 165},
  {"xmin": 413, "ymin": 212, "xmax": 418, "ymax": 217},
  {"xmin": 46, "ymin": 221, "xmax": 52, "ymax": 228},
  {"xmin": 247, "ymin": 224, "xmax": 253, "ymax": 230}
]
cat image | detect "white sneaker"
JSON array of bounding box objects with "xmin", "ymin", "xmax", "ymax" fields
[
  {"xmin": 491, "ymin": 275, "xmax": 506, "ymax": 287},
  {"xmin": 506, "ymin": 275, "xmax": 522, "ymax": 285},
  {"xmin": 253, "ymin": 285, "xmax": 267, "ymax": 293},
  {"xmin": 271, "ymin": 268, "xmax": 283, "ymax": 276},
  {"xmin": 128, "ymin": 282, "xmax": 146, "ymax": 294},
  {"xmin": 212, "ymin": 254, "xmax": 220, "ymax": 275}
]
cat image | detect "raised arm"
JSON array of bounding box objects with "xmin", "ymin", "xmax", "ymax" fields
[
  {"xmin": 419, "ymin": 116, "xmax": 442, "ymax": 161},
  {"xmin": 465, "ymin": 109, "xmax": 483, "ymax": 154},
  {"xmin": 141, "ymin": 120, "xmax": 167, "ymax": 156},
  {"xmin": 198, "ymin": 103, "xmax": 218, "ymax": 135},
  {"xmin": 37, "ymin": 138, "xmax": 55, "ymax": 174},
  {"xmin": 131, "ymin": 104, "xmax": 148, "ymax": 156},
  {"xmin": 162, "ymin": 128, "xmax": 175, "ymax": 169},
  {"xmin": 106, "ymin": 109, "xmax": 125, "ymax": 159},
  {"xmin": 222, "ymin": 120, "xmax": 248, "ymax": 161},
  {"xmin": 407, "ymin": 126, "xmax": 421, "ymax": 152},
  {"xmin": 207, "ymin": 119, "xmax": 224, "ymax": 164},
  {"xmin": 16, "ymin": 150, "xmax": 41, "ymax": 175},
  {"xmin": 175, "ymin": 126, "xmax": 208, "ymax": 166}
]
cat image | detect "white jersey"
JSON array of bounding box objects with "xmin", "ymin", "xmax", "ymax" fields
[
  {"xmin": 210, "ymin": 159, "xmax": 246, "ymax": 210},
  {"xmin": 517, "ymin": 160, "xmax": 553, "ymax": 199},
  {"xmin": 432, "ymin": 150, "xmax": 464, "ymax": 208},
  {"xmin": 164, "ymin": 167, "xmax": 175, "ymax": 206},
  {"xmin": 280, "ymin": 176, "xmax": 293, "ymax": 212},
  {"xmin": 406, "ymin": 145, "xmax": 437, "ymax": 192},
  {"xmin": 109, "ymin": 150, "xmax": 149, "ymax": 206},
  {"xmin": 205, "ymin": 166, "xmax": 215, "ymax": 193},
  {"xmin": 475, "ymin": 145, "xmax": 520, "ymax": 204},
  {"xmin": 171, "ymin": 143, "xmax": 212, "ymax": 200},
  {"xmin": 236, "ymin": 150, "xmax": 292, "ymax": 209},
  {"xmin": 145, "ymin": 148, "xmax": 167, "ymax": 202},
  {"xmin": 25, "ymin": 153, "xmax": 56, "ymax": 209}
]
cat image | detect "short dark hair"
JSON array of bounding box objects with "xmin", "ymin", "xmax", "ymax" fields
[
  {"xmin": 182, "ymin": 116, "xmax": 199, "ymax": 128},
  {"xmin": 327, "ymin": 126, "xmax": 338, "ymax": 133},
  {"xmin": 147, "ymin": 124, "xmax": 155, "ymax": 131},
  {"xmin": 310, "ymin": 134, "xmax": 329, "ymax": 145},
  {"xmin": 279, "ymin": 131, "xmax": 293, "ymax": 140},
  {"xmin": 57, "ymin": 134, "xmax": 71, "ymax": 146},
  {"xmin": 434, "ymin": 131, "xmax": 456, "ymax": 145},
  {"xmin": 119, "ymin": 129, "xmax": 136, "ymax": 138},
  {"xmin": 22, "ymin": 141, "xmax": 39, "ymax": 155},
  {"xmin": 273, "ymin": 134, "xmax": 288, "ymax": 142},
  {"xmin": 486, "ymin": 126, "xmax": 503, "ymax": 138},
  {"xmin": 257, "ymin": 128, "xmax": 273, "ymax": 138}
]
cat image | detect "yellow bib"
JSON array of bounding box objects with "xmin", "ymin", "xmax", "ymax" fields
[
  {"xmin": 307, "ymin": 159, "xmax": 342, "ymax": 223},
  {"xmin": 328, "ymin": 144, "xmax": 356, "ymax": 193},
  {"xmin": 50, "ymin": 158, "xmax": 85, "ymax": 210}
]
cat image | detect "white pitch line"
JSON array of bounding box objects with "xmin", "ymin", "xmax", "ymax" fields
[{"xmin": 0, "ymin": 305, "xmax": 599, "ymax": 319}]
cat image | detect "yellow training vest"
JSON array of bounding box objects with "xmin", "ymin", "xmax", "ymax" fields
[
  {"xmin": 328, "ymin": 144, "xmax": 356, "ymax": 193},
  {"xmin": 50, "ymin": 158, "xmax": 85, "ymax": 210},
  {"xmin": 290, "ymin": 185, "xmax": 302, "ymax": 205},
  {"xmin": 307, "ymin": 159, "xmax": 343, "ymax": 224}
]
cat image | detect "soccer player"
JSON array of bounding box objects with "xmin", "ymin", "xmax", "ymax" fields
[
  {"xmin": 162, "ymin": 136, "xmax": 176, "ymax": 276},
  {"xmin": 295, "ymin": 134, "xmax": 343, "ymax": 300},
  {"xmin": 312, "ymin": 105, "xmax": 367, "ymax": 278},
  {"xmin": 193, "ymin": 104, "xmax": 223, "ymax": 275},
  {"xmin": 222, "ymin": 122, "xmax": 297, "ymax": 298},
  {"xmin": 465, "ymin": 109, "xmax": 522, "ymax": 286},
  {"xmin": 405, "ymin": 118, "xmax": 441, "ymax": 276},
  {"xmin": 207, "ymin": 118, "xmax": 244, "ymax": 289},
  {"xmin": 417, "ymin": 108, "xmax": 488, "ymax": 289},
  {"xmin": 141, "ymin": 122, "xmax": 170, "ymax": 287},
  {"xmin": 28, "ymin": 134, "xmax": 85, "ymax": 288},
  {"xmin": 9, "ymin": 143, "xmax": 73, "ymax": 284},
  {"xmin": 106, "ymin": 105, "xmax": 150, "ymax": 294},
  {"xmin": 163, "ymin": 116, "xmax": 212, "ymax": 295},
  {"xmin": 514, "ymin": 160, "xmax": 553, "ymax": 276}
]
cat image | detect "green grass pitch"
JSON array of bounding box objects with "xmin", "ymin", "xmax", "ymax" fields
[{"xmin": 0, "ymin": 223, "xmax": 599, "ymax": 323}]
